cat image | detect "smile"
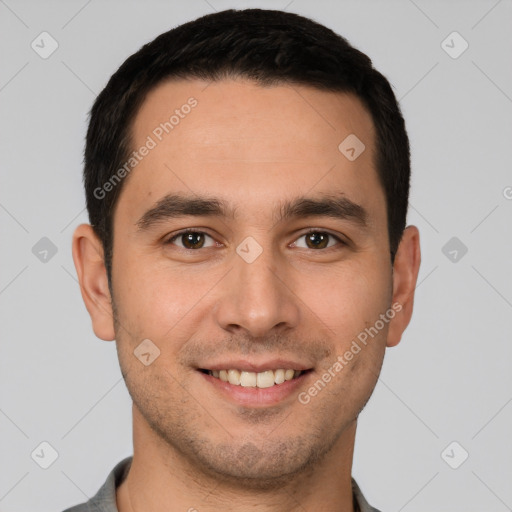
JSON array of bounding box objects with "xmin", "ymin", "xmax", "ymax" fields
[{"xmin": 200, "ymin": 368, "xmax": 306, "ymax": 388}]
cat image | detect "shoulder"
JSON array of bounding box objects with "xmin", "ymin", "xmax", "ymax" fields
[
  {"xmin": 352, "ymin": 477, "xmax": 383, "ymax": 512},
  {"xmin": 61, "ymin": 456, "xmax": 133, "ymax": 512}
]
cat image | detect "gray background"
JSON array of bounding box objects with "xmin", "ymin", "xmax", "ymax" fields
[{"xmin": 1, "ymin": 0, "xmax": 511, "ymax": 510}]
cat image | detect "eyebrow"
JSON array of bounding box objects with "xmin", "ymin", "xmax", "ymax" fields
[{"xmin": 136, "ymin": 193, "xmax": 368, "ymax": 231}]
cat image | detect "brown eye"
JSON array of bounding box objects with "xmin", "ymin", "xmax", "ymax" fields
[
  {"xmin": 293, "ymin": 231, "xmax": 343, "ymax": 250},
  {"xmin": 167, "ymin": 230, "xmax": 215, "ymax": 249},
  {"xmin": 305, "ymin": 232, "xmax": 329, "ymax": 249}
]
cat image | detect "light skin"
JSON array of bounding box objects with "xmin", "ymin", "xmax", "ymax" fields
[{"xmin": 72, "ymin": 78, "xmax": 421, "ymax": 511}]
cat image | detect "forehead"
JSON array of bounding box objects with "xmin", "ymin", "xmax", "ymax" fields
[
  {"xmin": 132, "ymin": 78, "xmax": 375, "ymax": 159},
  {"xmin": 119, "ymin": 78, "xmax": 383, "ymax": 224}
]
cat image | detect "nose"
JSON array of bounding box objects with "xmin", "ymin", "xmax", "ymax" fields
[{"xmin": 213, "ymin": 242, "xmax": 301, "ymax": 339}]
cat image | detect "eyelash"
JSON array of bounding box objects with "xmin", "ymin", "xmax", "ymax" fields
[{"xmin": 165, "ymin": 228, "xmax": 347, "ymax": 251}]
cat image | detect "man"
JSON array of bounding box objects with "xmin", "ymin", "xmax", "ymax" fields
[{"xmin": 65, "ymin": 8, "xmax": 420, "ymax": 512}]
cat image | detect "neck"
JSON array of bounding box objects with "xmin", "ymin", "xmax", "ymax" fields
[{"xmin": 117, "ymin": 406, "xmax": 357, "ymax": 512}]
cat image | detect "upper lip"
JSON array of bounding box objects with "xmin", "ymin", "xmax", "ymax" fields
[{"xmin": 197, "ymin": 358, "xmax": 313, "ymax": 373}]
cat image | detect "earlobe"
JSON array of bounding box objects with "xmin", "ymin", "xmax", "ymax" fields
[
  {"xmin": 72, "ymin": 224, "xmax": 116, "ymax": 341},
  {"xmin": 386, "ymin": 225, "xmax": 421, "ymax": 347}
]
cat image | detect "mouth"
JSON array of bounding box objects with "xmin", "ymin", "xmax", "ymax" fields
[
  {"xmin": 198, "ymin": 368, "xmax": 310, "ymax": 389},
  {"xmin": 195, "ymin": 359, "xmax": 315, "ymax": 407}
]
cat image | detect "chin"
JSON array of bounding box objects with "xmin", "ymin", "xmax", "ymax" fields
[{"xmin": 180, "ymin": 435, "xmax": 335, "ymax": 490}]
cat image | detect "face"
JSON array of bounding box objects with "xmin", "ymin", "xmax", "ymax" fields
[{"xmin": 75, "ymin": 78, "xmax": 419, "ymax": 488}]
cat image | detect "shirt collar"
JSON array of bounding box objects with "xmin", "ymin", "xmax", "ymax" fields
[{"xmin": 83, "ymin": 456, "xmax": 381, "ymax": 512}]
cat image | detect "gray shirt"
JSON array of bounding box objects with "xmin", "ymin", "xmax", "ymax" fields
[{"xmin": 62, "ymin": 456, "xmax": 381, "ymax": 512}]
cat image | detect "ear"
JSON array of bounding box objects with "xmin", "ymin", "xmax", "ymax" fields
[
  {"xmin": 72, "ymin": 224, "xmax": 115, "ymax": 341},
  {"xmin": 387, "ymin": 225, "xmax": 421, "ymax": 347}
]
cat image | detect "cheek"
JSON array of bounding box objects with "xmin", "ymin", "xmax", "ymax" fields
[
  {"xmin": 305, "ymin": 258, "xmax": 392, "ymax": 337},
  {"xmin": 111, "ymin": 247, "xmax": 220, "ymax": 341}
]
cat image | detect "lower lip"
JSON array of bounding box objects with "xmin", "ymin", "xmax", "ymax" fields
[{"xmin": 199, "ymin": 371, "xmax": 312, "ymax": 407}]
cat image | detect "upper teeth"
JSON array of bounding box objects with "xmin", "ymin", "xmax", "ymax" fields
[{"xmin": 208, "ymin": 369, "xmax": 301, "ymax": 388}]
